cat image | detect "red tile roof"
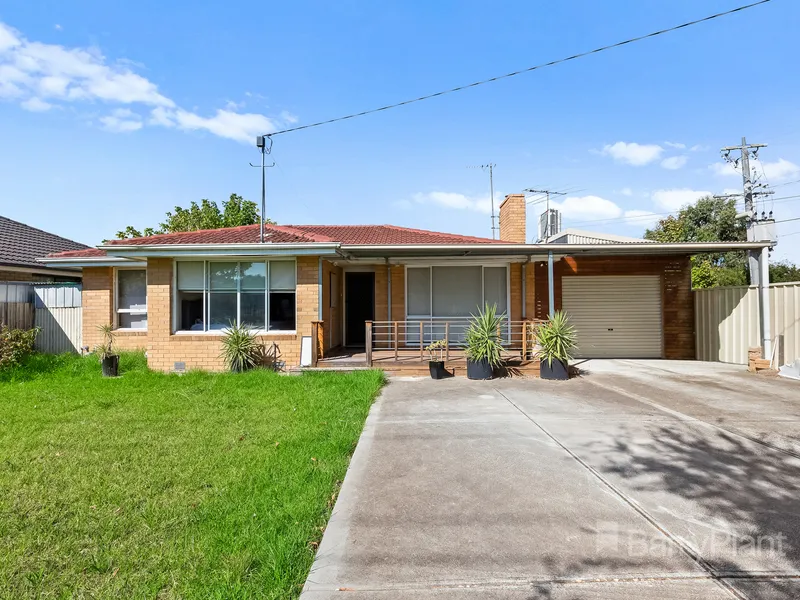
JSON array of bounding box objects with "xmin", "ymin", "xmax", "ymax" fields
[
  {"xmin": 46, "ymin": 248, "xmax": 109, "ymax": 259},
  {"xmin": 47, "ymin": 223, "xmax": 508, "ymax": 258}
]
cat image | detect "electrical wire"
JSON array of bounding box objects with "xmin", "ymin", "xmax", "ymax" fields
[
  {"xmin": 560, "ymin": 193, "xmax": 800, "ymax": 229},
  {"xmin": 265, "ymin": 0, "xmax": 773, "ymax": 137}
]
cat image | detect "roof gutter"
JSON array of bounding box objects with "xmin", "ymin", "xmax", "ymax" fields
[
  {"xmin": 340, "ymin": 241, "xmax": 774, "ymax": 254},
  {"xmin": 38, "ymin": 256, "xmax": 141, "ymax": 268}
]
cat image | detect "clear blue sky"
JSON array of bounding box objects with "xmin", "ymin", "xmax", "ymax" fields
[{"xmin": 1, "ymin": 0, "xmax": 798, "ymax": 262}]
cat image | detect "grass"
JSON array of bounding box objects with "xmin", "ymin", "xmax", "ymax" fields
[{"xmin": 0, "ymin": 353, "xmax": 384, "ymax": 599}]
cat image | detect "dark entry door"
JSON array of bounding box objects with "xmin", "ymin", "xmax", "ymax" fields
[{"xmin": 345, "ymin": 272, "xmax": 375, "ymax": 346}]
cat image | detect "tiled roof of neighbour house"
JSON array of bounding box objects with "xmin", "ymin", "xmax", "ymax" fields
[
  {"xmin": 0, "ymin": 215, "xmax": 90, "ymax": 268},
  {"xmin": 46, "ymin": 223, "xmax": 506, "ymax": 259}
]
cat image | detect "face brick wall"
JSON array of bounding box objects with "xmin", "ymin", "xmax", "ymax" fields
[
  {"xmin": 321, "ymin": 259, "xmax": 343, "ymax": 351},
  {"xmin": 81, "ymin": 267, "xmax": 146, "ymax": 352},
  {"xmin": 83, "ymin": 257, "xmax": 321, "ymax": 372}
]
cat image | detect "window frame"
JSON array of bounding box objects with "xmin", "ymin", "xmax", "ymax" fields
[
  {"xmin": 404, "ymin": 263, "xmax": 510, "ymax": 320},
  {"xmin": 173, "ymin": 258, "xmax": 297, "ymax": 335},
  {"xmin": 114, "ymin": 266, "xmax": 148, "ymax": 331}
]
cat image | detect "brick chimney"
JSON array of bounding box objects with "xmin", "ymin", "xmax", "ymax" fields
[{"xmin": 498, "ymin": 194, "xmax": 527, "ymax": 243}]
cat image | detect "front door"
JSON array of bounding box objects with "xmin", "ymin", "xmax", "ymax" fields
[{"xmin": 345, "ymin": 272, "xmax": 375, "ymax": 346}]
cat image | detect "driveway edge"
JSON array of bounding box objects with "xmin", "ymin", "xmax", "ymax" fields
[{"xmin": 300, "ymin": 383, "xmax": 387, "ymax": 597}]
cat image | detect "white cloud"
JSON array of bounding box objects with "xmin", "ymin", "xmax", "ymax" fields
[
  {"xmin": 651, "ymin": 188, "xmax": 712, "ymax": 211},
  {"xmin": 54, "ymin": 24, "xmax": 63, "ymax": 31},
  {"xmin": 99, "ymin": 108, "xmax": 143, "ymax": 133},
  {"xmin": 0, "ymin": 20, "xmax": 294, "ymax": 143},
  {"xmin": 690, "ymin": 144, "xmax": 708, "ymax": 152},
  {"xmin": 551, "ymin": 195, "xmax": 622, "ymax": 220},
  {"xmin": 280, "ymin": 110, "xmax": 298, "ymax": 125},
  {"xmin": 411, "ymin": 191, "xmax": 492, "ymax": 214},
  {"xmin": 20, "ymin": 97, "xmax": 52, "ymax": 111},
  {"xmin": 169, "ymin": 108, "xmax": 278, "ymax": 144},
  {"xmin": 600, "ymin": 141, "xmax": 663, "ymax": 166},
  {"xmin": 664, "ymin": 141, "xmax": 686, "ymax": 149},
  {"xmin": 620, "ymin": 187, "xmax": 633, "ymax": 196},
  {"xmin": 710, "ymin": 158, "xmax": 800, "ymax": 182},
  {"xmin": 661, "ymin": 155, "xmax": 688, "ymax": 170}
]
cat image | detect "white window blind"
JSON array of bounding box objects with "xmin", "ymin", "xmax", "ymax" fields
[
  {"xmin": 116, "ymin": 269, "xmax": 147, "ymax": 330},
  {"xmin": 407, "ymin": 268, "xmax": 431, "ymax": 316},
  {"xmin": 432, "ymin": 266, "xmax": 482, "ymax": 317},
  {"xmin": 483, "ymin": 267, "xmax": 508, "ymax": 315}
]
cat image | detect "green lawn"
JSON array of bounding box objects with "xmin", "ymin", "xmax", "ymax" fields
[{"xmin": 0, "ymin": 353, "xmax": 383, "ymax": 599}]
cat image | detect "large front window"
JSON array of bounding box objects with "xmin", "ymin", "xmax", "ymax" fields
[
  {"xmin": 176, "ymin": 260, "xmax": 296, "ymax": 332},
  {"xmin": 116, "ymin": 269, "xmax": 147, "ymax": 329},
  {"xmin": 406, "ymin": 265, "xmax": 508, "ymax": 317}
]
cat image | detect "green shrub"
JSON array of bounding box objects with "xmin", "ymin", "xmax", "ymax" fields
[
  {"xmin": 0, "ymin": 325, "xmax": 40, "ymax": 369},
  {"xmin": 535, "ymin": 311, "xmax": 577, "ymax": 367},
  {"xmin": 219, "ymin": 321, "xmax": 264, "ymax": 372},
  {"xmin": 464, "ymin": 303, "xmax": 505, "ymax": 368}
]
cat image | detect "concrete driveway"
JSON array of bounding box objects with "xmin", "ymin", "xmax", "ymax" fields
[{"xmin": 301, "ymin": 361, "xmax": 800, "ymax": 599}]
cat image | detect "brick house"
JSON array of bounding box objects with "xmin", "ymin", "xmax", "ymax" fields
[{"xmin": 42, "ymin": 195, "xmax": 771, "ymax": 372}]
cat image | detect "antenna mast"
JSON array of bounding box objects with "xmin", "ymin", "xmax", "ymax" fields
[{"xmin": 251, "ymin": 135, "xmax": 275, "ymax": 243}]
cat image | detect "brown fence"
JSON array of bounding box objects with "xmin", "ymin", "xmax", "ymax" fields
[{"xmin": 0, "ymin": 302, "xmax": 35, "ymax": 330}]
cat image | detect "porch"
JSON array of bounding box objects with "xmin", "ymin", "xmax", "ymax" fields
[{"xmin": 313, "ymin": 319, "xmax": 543, "ymax": 376}]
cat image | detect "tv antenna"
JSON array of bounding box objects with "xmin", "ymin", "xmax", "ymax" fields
[{"xmin": 251, "ymin": 135, "xmax": 276, "ymax": 243}]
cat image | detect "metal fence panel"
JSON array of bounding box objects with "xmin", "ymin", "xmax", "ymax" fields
[
  {"xmin": 694, "ymin": 282, "xmax": 800, "ymax": 365},
  {"xmin": 34, "ymin": 306, "xmax": 82, "ymax": 354}
]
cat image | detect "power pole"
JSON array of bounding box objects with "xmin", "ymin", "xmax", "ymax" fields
[
  {"xmin": 468, "ymin": 163, "xmax": 497, "ymax": 238},
  {"xmin": 524, "ymin": 188, "xmax": 565, "ymax": 240},
  {"xmin": 720, "ymin": 137, "xmax": 770, "ymax": 284},
  {"xmin": 720, "ymin": 136, "xmax": 777, "ymax": 359}
]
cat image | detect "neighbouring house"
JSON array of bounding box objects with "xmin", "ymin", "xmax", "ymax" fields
[
  {"xmin": 545, "ymin": 228, "xmax": 657, "ymax": 245},
  {"xmin": 41, "ymin": 194, "xmax": 772, "ymax": 372},
  {"xmin": 0, "ymin": 215, "xmax": 87, "ymax": 283}
]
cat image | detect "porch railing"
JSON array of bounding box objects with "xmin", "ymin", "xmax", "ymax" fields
[{"xmin": 364, "ymin": 319, "xmax": 545, "ymax": 366}]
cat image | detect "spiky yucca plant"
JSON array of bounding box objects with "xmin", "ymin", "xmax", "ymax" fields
[
  {"xmin": 464, "ymin": 303, "xmax": 505, "ymax": 368},
  {"xmin": 535, "ymin": 311, "xmax": 577, "ymax": 367},
  {"xmin": 220, "ymin": 321, "xmax": 264, "ymax": 372},
  {"xmin": 94, "ymin": 323, "xmax": 118, "ymax": 361}
]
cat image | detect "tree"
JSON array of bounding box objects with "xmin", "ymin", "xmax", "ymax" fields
[
  {"xmin": 645, "ymin": 195, "xmax": 800, "ymax": 287},
  {"xmin": 645, "ymin": 196, "xmax": 748, "ymax": 288},
  {"xmin": 116, "ymin": 194, "xmax": 271, "ymax": 239}
]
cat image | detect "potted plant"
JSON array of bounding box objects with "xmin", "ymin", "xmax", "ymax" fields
[
  {"xmin": 94, "ymin": 324, "xmax": 120, "ymax": 377},
  {"xmin": 535, "ymin": 311, "xmax": 577, "ymax": 381},
  {"xmin": 220, "ymin": 321, "xmax": 264, "ymax": 372},
  {"xmin": 464, "ymin": 303, "xmax": 505, "ymax": 380},
  {"xmin": 425, "ymin": 339, "xmax": 447, "ymax": 379}
]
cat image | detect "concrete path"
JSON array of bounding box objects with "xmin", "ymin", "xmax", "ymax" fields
[{"xmin": 301, "ymin": 361, "xmax": 800, "ymax": 599}]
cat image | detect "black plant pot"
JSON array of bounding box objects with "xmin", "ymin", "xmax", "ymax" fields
[
  {"xmin": 101, "ymin": 355, "xmax": 119, "ymax": 377},
  {"xmin": 540, "ymin": 358, "xmax": 569, "ymax": 380},
  {"xmin": 466, "ymin": 358, "xmax": 493, "ymax": 380},
  {"xmin": 429, "ymin": 360, "xmax": 447, "ymax": 379}
]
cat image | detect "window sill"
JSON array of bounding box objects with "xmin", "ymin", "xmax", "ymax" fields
[
  {"xmin": 114, "ymin": 329, "xmax": 147, "ymax": 335},
  {"xmin": 171, "ymin": 330, "xmax": 297, "ymax": 336}
]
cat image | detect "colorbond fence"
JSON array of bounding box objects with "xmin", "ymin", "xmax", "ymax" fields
[{"xmin": 695, "ymin": 282, "xmax": 800, "ymax": 366}]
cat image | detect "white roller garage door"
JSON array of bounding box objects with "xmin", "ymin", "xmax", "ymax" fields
[{"xmin": 561, "ymin": 275, "xmax": 663, "ymax": 358}]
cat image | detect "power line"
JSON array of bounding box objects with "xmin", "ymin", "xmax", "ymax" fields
[
  {"xmin": 560, "ymin": 193, "xmax": 800, "ymax": 229},
  {"xmin": 265, "ymin": 0, "xmax": 772, "ymax": 137}
]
